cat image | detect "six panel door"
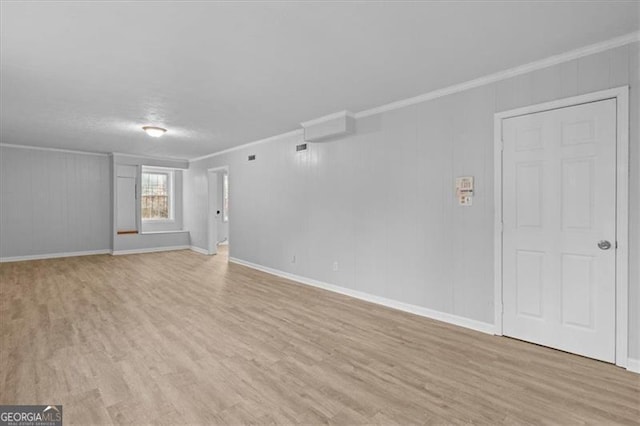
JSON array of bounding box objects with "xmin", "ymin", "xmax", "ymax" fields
[{"xmin": 502, "ymin": 99, "xmax": 617, "ymax": 363}]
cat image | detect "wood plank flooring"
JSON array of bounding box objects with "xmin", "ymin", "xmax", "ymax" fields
[{"xmin": 1, "ymin": 247, "xmax": 639, "ymax": 425}]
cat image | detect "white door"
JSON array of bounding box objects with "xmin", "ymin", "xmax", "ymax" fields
[
  {"xmin": 502, "ymin": 99, "xmax": 617, "ymax": 363},
  {"xmin": 207, "ymin": 171, "xmax": 218, "ymax": 255}
]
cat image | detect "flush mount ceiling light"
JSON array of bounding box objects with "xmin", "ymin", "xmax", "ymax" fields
[{"xmin": 142, "ymin": 126, "xmax": 167, "ymax": 137}]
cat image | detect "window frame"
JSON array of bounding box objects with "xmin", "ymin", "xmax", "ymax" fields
[{"xmin": 141, "ymin": 167, "xmax": 175, "ymax": 223}]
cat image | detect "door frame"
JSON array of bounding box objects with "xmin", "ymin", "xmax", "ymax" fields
[
  {"xmin": 207, "ymin": 166, "xmax": 229, "ymax": 255},
  {"xmin": 493, "ymin": 86, "xmax": 629, "ymax": 368}
]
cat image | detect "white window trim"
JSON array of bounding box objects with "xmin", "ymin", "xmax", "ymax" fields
[{"xmin": 141, "ymin": 166, "xmax": 175, "ymax": 223}]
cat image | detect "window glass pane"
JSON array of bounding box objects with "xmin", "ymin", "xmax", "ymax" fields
[{"xmin": 141, "ymin": 172, "xmax": 169, "ymax": 219}]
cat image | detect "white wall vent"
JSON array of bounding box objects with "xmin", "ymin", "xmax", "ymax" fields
[{"xmin": 300, "ymin": 111, "xmax": 355, "ymax": 142}]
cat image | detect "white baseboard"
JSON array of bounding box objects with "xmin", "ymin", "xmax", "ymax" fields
[
  {"xmin": 627, "ymin": 358, "xmax": 640, "ymax": 374},
  {"xmin": 229, "ymin": 257, "xmax": 495, "ymax": 335},
  {"xmin": 190, "ymin": 246, "xmax": 210, "ymax": 255},
  {"xmin": 0, "ymin": 249, "xmax": 112, "ymax": 263},
  {"xmin": 111, "ymin": 245, "xmax": 190, "ymax": 255}
]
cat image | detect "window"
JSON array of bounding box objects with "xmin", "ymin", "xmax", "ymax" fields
[
  {"xmin": 222, "ymin": 173, "xmax": 229, "ymax": 222},
  {"xmin": 141, "ymin": 169, "xmax": 174, "ymax": 221}
]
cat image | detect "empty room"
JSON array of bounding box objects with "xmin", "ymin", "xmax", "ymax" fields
[{"xmin": 1, "ymin": 1, "xmax": 639, "ymax": 425}]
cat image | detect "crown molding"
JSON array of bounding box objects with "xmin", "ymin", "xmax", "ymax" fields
[
  {"xmin": 189, "ymin": 129, "xmax": 303, "ymax": 163},
  {"xmin": 355, "ymin": 31, "xmax": 640, "ymax": 119},
  {"xmin": 111, "ymin": 151, "xmax": 190, "ymax": 164},
  {"xmin": 0, "ymin": 143, "xmax": 108, "ymax": 157},
  {"xmin": 189, "ymin": 31, "xmax": 639, "ymax": 163},
  {"xmin": 0, "ymin": 144, "xmax": 191, "ymax": 164}
]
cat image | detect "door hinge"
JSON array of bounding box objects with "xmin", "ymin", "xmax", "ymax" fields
[{"xmin": 500, "ymin": 138, "xmax": 504, "ymax": 151}]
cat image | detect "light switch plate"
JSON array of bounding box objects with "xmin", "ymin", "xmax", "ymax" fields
[{"xmin": 459, "ymin": 195, "xmax": 473, "ymax": 206}]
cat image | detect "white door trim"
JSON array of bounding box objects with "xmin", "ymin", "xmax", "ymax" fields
[
  {"xmin": 493, "ymin": 86, "xmax": 629, "ymax": 369},
  {"xmin": 207, "ymin": 166, "xmax": 229, "ymax": 255}
]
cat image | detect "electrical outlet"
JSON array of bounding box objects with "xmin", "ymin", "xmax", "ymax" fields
[
  {"xmin": 291, "ymin": 255, "xmax": 296, "ymax": 264},
  {"xmin": 332, "ymin": 261, "xmax": 339, "ymax": 271}
]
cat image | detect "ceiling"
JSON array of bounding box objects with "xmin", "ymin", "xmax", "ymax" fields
[{"xmin": 1, "ymin": 1, "xmax": 638, "ymax": 160}]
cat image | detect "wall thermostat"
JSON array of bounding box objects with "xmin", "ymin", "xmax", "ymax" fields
[{"xmin": 456, "ymin": 176, "xmax": 474, "ymax": 206}]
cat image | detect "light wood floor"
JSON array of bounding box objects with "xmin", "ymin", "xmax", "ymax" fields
[{"xmin": 1, "ymin": 247, "xmax": 638, "ymax": 425}]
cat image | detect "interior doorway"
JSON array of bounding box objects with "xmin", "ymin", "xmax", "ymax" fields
[{"xmin": 207, "ymin": 166, "xmax": 229, "ymax": 256}]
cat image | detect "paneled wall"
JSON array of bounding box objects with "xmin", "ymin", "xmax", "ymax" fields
[
  {"xmin": 186, "ymin": 42, "xmax": 640, "ymax": 358},
  {"xmin": 0, "ymin": 146, "xmax": 111, "ymax": 258}
]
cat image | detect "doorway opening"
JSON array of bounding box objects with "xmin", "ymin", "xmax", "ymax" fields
[{"xmin": 207, "ymin": 166, "xmax": 230, "ymax": 258}]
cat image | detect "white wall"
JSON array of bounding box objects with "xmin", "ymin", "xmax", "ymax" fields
[
  {"xmin": 185, "ymin": 43, "xmax": 640, "ymax": 359},
  {"xmin": 0, "ymin": 148, "xmax": 192, "ymax": 259},
  {"xmin": 0, "ymin": 146, "xmax": 111, "ymax": 258}
]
